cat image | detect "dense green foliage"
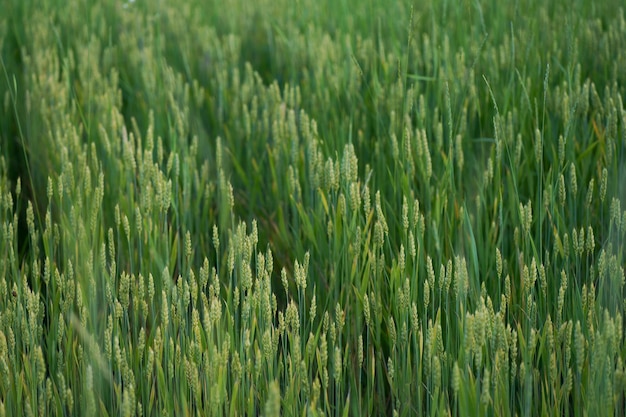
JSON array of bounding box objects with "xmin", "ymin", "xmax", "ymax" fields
[{"xmin": 1, "ymin": 0, "xmax": 625, "ymax": 415}]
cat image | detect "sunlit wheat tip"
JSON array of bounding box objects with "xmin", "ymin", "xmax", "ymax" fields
[
  {"xmin": 363, "ymin": 293, "xmax": 371, "ymax": 328},
  {"xmin": 398, "ymin": 244, "xmax": 406, "ymax": 273},
  {"xmin": 332, "ymin": 346, "xmax": 343, "ymax": 382},
  {"xmin": 281, "ymin": 267, "xmax": 288, "ymax": 298},
  {"xmin": 600, "ymin": 167, "xmax": 608, "ymax": 203},
  {"xmin": 577, "ymin": 227, "xmax": 585, "ymax": 257},
  {"xmin": 423, "ymin": 278, "xmax": 430, "ymax": 311},
  {"xmin": 575, "ymin": 321, "xmax": 585, "ymax": 375},
  {"xmin": 610, "ymin": 197, "xmax": 622, "ymax": 230},
  {"xmin": 26, "ymin": 201, "xmax": 35, "ymax": 237},
  {"xmin": 400, "ymin": 196, "xmax": 409, "ymax": 233},
  {"xmin": 309, "ymin": 293, "xmax": 316, "ymax": 324},
  {"xmin": 423, "ymin": 133, "xmax": 433, "ymax": 180},
  {"xmin": 331, "ymin": 304, "xmax": 343, "ymax": 338},
  {"xmin": 569, "ymin": 162, "xmax": 578, "ymax": 196},
  {"xmin": 532, "ymin": 128, "xmax": 542, "ymax": 167},
  {"xmin": 562, "ymin": 232, "xmax": 570, "ymax": 259},
  {"xmin": 558, "ymin": 173, "xmax": 566, "ymax": 207},
  {"xmin": 362, "ymin": 183, "xmax": 371, "ymax": 215},
  {"xmin": 585, "ymin": 226, "xmax": 595, "ymax": 254},
  {"xmin": 414, "ymin": 199, "xmax": 424, "ymax": 236},
  {"xmin": 444, "ymin": 259, "xmax": 452, "ymax": 294}
]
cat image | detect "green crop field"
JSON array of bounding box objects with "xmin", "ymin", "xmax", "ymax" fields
[{"xmin": 1, "ymin": 0, "xmax": 625, "ymax": 415}]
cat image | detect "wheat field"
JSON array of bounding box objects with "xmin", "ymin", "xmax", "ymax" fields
[{"xmin": 1, "ymin": 0, "xmax": 625, "ymax": 415}]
